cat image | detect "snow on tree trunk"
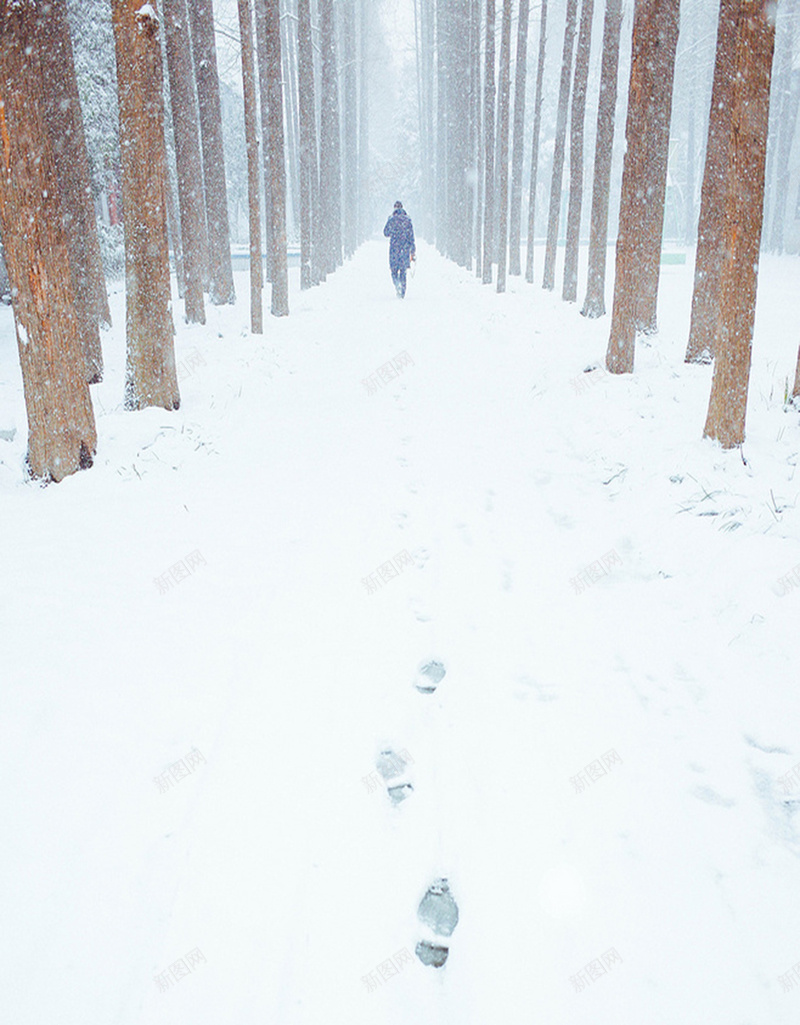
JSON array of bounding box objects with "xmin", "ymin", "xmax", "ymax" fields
[
  {"xmin": 508, "ymin": 0, "xmax": 530, "ymax": 278},
  {"xmin": 543, "ymin": 0, "xmax": 578, "ymax": 291},
  {"xmin": 256, "ymin": 0, "xmax": 289, "ymax": 317},
  {"xmin": 481, "ymin": 0, "xmax": 496, "ymax": 284},
  {"xmin": 0, "ymin": 0, "xmax": 97, "ymax": 481},
  {"xmin": 495, "ymin": 0, "xmax": 513, "ymax": 293},
  {"xmin": 606, "ymin": 0, "xmax": 680, "ymax": 374},
  {"xmin": 111, "ymin": 0, "xmax": 179, "ymax": 412},
  {"xmin": 163, "ymin": 0, "xmax": 207, "ymax": 324},
  {"xmin": 38, "ymin": 0, "xmax": 109, "ymax": 382},
  {"xmin": 581, "ymin": 0, "xmax": 623, "ymax": 318},
  {"xmin": 685, "ymin": 0, "xmax": 737, "ymax": 364},
  {"xmin": 188, "ymin": 0, "xmax": 235, "ymax": 305},
  {"xmin": 525, "ymin": 0, "xmax": 548, "ymax": 283},
  {"xmin": 319, "ymin": 0, "xmax": 342, "ymax": 275},
  {"xmin": 238, "ymin": 0, "xmax": 263, "ymax": 333},
  {"xmin": 703, "ymin": 0, "xmax": 775, "ymax": 448},
  {"xmin": 562, "ymin": 0, "xmax": 594, "ymax": 303},
  {"xmin": 298, "ymin": 0, "xmax": 317, "ymax": 290}
]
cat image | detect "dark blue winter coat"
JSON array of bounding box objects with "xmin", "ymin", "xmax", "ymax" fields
[{"xmin": 384, "ymin": 209, "xmax": 416, "ymax": 272}]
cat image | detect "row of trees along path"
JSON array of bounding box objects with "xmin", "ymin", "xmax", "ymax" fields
[
  {"xmin": 1, "ymin": 0, "xmax": 799, "ymax": 485},
  {"xmin": 416, "ymin": 0, "xmax": 798, "ymax": 451},
  {"xmin": 0, "ymin": 0, "xmax": 371, "ymax": 483}
]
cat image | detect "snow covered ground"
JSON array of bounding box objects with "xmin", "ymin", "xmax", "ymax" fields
[{"xmin": 2, "ymin": 240, "xmax": 800, "ymax": 1024}]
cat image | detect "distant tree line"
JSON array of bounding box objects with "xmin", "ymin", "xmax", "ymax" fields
[{"xmin": 415, "ymin": 0, "xmax": 795, "ymax": 448}]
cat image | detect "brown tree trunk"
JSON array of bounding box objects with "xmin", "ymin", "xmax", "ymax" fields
[
  {"xmin": 163, "ymin": 0, "xmax": 207, "ymax": 324},
  {"xmin": 165, "ymin": 165, "xmax": 185, "ymax": 297},
  {"xmin": 495, "ymin": 0, "xmax": 513, "ymax": 292},
  {"xmin": 508, "ymin": 0, "xmax": 530, "ymax": 277},
  {"xmin": 112, "ymin": 0, "xmax": 180, "ymax": 411},
  {"xmin": 298, "ymin": 0, "xmax": 317, "ymax": 290},
  {"xmin": 37, "ymin": 0, "xmax": 108, "ymax": 382},
  {"xmin": 473, "ymin": 0, "xmax": 484, "ymax": 277},
  {"xmin": 581, "ymin": 0, "xmax": 623, "ymax": 318},
  {"xmin": 319, "ymin": 0, "xmax": 342, "ymax": 274},
  {"xmin": 238, "ymin": 0, "xmax": 263, "ymax": 333},
  {"xmin": 0, "ymin": 0, "xmax": 96, "ymax": 482},
  {"xmin": 256, "ymin": 0, "xmax": 289, "ymax": 316},
  {"xmin": 703, "ymin": 0, "xmax": 775, "ymax": 447},
  {"xmin": 606, "ymin": 0, "xmax": 680, "ymax": 374},
  {"xmin": 282, "ymin": 3, "xmax": 300, "ymax": 241},
  {"xmin": 632, "ymin": 0, "xmax": 680, "ymax": 335},
  {"xmin": 685, "ymin": 0, "xmax": 737, "ymax": 363},
  {"xmin": 525, "ymin": 0, "xmax": 548, "ymax": 283},
  {"xmin": 543, "ymin": 0, "xmax": 578, "ymax": 291},
  {"xmin": 481, "ymin": 0, "xmax": 496, "ymax": 284},
  {"xmin": 562, "ymin": 0, "xmax": 594, "ymax": 302},
  {"xmin": 189, "ymin": 0, "xmax": 235, "ymax": 304}
]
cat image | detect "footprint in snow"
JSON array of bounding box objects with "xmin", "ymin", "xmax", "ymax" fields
[
  {"xmin": 376, "ymin": 748, "xmax": 414, "ymax": 805},
  {"xmin": 415, "ymin": 878, "xmax": 459, "ymax": 969},
  {"xmin": 414, "ymin": 660, "xmax": 446, "ymax": 694}
]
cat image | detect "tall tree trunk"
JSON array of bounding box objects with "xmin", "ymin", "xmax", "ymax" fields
[
  {"xmin": 633, "ymin": 0, "xmax": 680, "ymax": 335},
  {"xmin": 562, "ymin": 0, "xmax": 594, "ymax": 302},
  {"xmin": 342, "ymin": 0, "xmax": 359, "ymax": 257},
  {"xmin": 238, "ymin": 0, "xmax": 263, "ymax": 333},
  {"xmin": 436, "ymin": 0, "xmax": 449, "ymax": 253},
  {"xmin": 163, "ymin": 0, "xmax": 206, "ymax": 324},
  {"xmin": 257, "ymin": 0, "xmax": 289, "ymax": 316},
  {"xmin": 704, "ymin": 0, "xmax": 774, "ymax": 447},
  {"xmin": 112, "ymin": 0, "xmax": 180, "ymax": 410},
  {"xmin": 508, "ymin": 0, "xmax": 530, "ymax": 277},
  {"xmin": 481, "ymin": 0, "xmax": 496, "ymax": 283},
  {"xmin": 298, "ymin": 0, "xmax": 318, "ymax": 289},
  {"xmin": 37, "ymin": 0, "xmax": 108, "ymax": 382},
  {"xmin": 189, "ymin": 0, "xmax": 235, "ymax": 304},
  {"xmin": 254, "ymin": 0, "xmax": 273, "ymax": 283},
  {"xmin": 282, "ymin": 0, "xmax": 300, "ymax": 241},
  {"xmin": 0, "ymin": 0, "xmax": 96, "ymax": 481},
  {"xmin": 581, "ymin": 0, "xmax": 622, "ymax": 317},
  {"xmin": 319, "ymin": 0, "xmax": 342, "ymax": 274},
  {"xmin": 165, "ymin": 164, "xmax": 185, "ymax": 298},
  {"xmin": 606, "ymin": 0, "xmax": 680, "ymax": 374},
  {"xmin": 474, "ymin": 0, "xmax": 484, "ymax": 277},
  {"xmin": 447, "ymin": 0, "xmax": 472, "ymax": 268},
  {"xmin": 684, "ymin": 11, "xmax": 697, "ymax": 245},
  {"xmin": 542, "ymin": 0, "xmax": 578, "ymax": 291},
  {"xmin": 525, "ymin": 0, "xmax": 548, "ymax": 283},
  {"xmin": 495, "ymin": 0, "xmax": 513, "ymax": 291},
  {"xmin": 685, "ymin": 0, "xmax": 737, "ymax": 363}
]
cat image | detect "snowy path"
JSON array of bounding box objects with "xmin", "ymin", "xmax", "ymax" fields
[{"xmin": 2, "ymin": 241, "xmax": 800, "ymax": 1024}]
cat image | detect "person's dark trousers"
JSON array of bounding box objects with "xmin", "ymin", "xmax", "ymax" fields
[{"xmin": 391, "ymin": 266, "xmax": 407, "ymax": 297}]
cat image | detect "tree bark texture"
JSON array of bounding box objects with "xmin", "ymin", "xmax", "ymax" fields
[
  {"xmin": 482, "ymin": 0, "xmax": 496, "ymax": 283},
  {"xmin": 703, "ymin": 0, "xmax": 775, "ymax": 448},
  {"xmin": 0, "ymin": 0, "xmax": 97, "ymax": 481},
  {"xmin": 238, "ymin": 0, "xmax": 263, "ymax": 333},
  {"xmin": 164, "ymin": 0, "xmax": 207, "ymax": 324},
  {"xmin": 606, "ymin": 0, "xmax": 680, "ymax": 374},
  {"xmin": 37, "ymin": 0, "xmax": 108, "ymax": 380},
  {"xmin": 189, "ymin": 0, "xmax": 235, "ymax": 304},
  {"xmin": 319, "ymin": 0, "xmax": 342, "ymax": 275},
  {"xmin": 582, "ymin": 0, "xmax": 622, "ymax": 317},
  {"xmin": 112, "ymin": 0, "xmax": 180, "ymax": 411},
  {"xmin": 508, "ymin": 0, "xmax": 530, "ymax": 277},
  {"xmin": 298, "ymin": 0, "xmax": 317, "ymax": 289},
  {"xmin": 562, "ymin": 0, "xmax": 594, "ymax": 303}
]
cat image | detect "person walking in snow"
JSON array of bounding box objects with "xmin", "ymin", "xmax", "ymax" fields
[{"xmin": 384, "ymin": 201, "xmax": 416, "ymax": 298}]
